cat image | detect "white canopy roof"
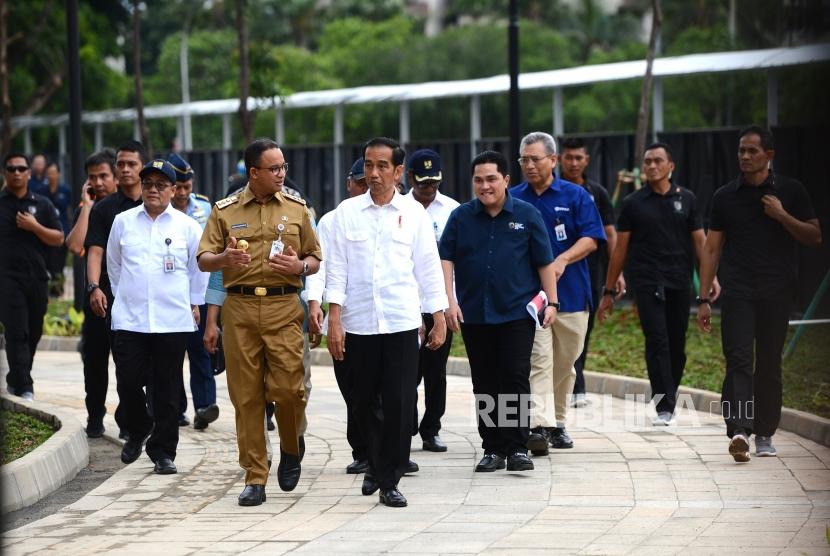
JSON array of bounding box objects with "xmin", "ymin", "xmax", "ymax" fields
[{"xmin": 11, "ymin": 43, "xmax": 830, "ymax": 129}]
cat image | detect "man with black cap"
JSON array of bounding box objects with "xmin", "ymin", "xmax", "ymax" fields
[
  {"xmin": 108, "ymin": 159, "xmax": 208, "ymax": 475},
  {"xmin": 168, "ymin": 152, "xmax": 220, "ymax": 430},
  {"xmin": 404, "ymin": 149, "xmax": 459, "ymax": 453},
  {"xmin": 307, "ymin": 157, "xmax": 370, "ymax": 474}
]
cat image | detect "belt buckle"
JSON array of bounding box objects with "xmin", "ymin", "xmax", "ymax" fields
[{"xmin": 254, "ymin": 287, "xmax": 267, "ymax": 297}]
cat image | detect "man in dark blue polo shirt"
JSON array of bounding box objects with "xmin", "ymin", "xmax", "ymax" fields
[
  {"xmin": 698, "ymin": 126, "xmax": 821, "ymax": 462},
  {"xmin": 510, "ymin": 132, "xmax": 606, "ymax": 454},
  {"xmin": 440, "ymin": 150, "xmax": 558, "ymax": 473}
]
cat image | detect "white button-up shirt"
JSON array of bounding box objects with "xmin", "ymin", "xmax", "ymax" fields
[
  {"xmin": 326, "ymin": 190, "xmax": 448, "ymax": 335},
  {"xmin": 404, "ymin": 189, "xmax": 460, "ymax": 243},
  {"xmin": 304, "ymin": 209, "xmax": 334, "ymax": 304},
  {"xmin": 107, "ymin": 203, "xmax": 208, "ymax": 333}
]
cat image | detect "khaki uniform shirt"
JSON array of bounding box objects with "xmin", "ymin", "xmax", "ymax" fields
[{"xmin": 198, "ymin": 185, "xmax": 322, "ymax": 289}]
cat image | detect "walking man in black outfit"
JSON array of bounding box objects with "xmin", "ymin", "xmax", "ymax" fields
[{"xmin": 698, "ymin": 125, "xmax": 821, "ymax": 462}]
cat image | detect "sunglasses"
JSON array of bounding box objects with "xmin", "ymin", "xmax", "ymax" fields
[
  {"xmin": 141, "ymin": 180, "xmax": 172, "ymax": 191},
  {"xmin": 5, "ymin": 165, "xmax": 29, "ymax": 173}
]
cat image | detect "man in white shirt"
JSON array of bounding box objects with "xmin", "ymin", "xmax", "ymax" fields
[
  {"xmin": 326, "ymin": 137, "xmax": 448, "ymax": 508},
  {"xmin": 107, "ymin": 159, "xmax": 208, "ymax": 475},
  {"xmin": 404, "ymin": 149, "xmax": 460, "ymax": 453},
  {"xmin": 307, "ymin": 157, "xmax": 370, "ymax": 475}
]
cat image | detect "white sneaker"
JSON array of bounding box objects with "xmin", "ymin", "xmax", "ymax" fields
[
  {"xmin": 755, "ymin": 435, "xmax": 777, "ymax": 457},
  {"xmin": 729, "ymin": 433, "xmax": 751, "ymax": 462},
  {"xmin": 20, "ymin": 391, "xmax": 34, "ymax": 402},
  {"xmin": 571, "ymin": 393, "xmax": 589, "ymax": 408},
  {"xmin": 652, "ymin": 411, "xmax": 673, "ymax": 426}
]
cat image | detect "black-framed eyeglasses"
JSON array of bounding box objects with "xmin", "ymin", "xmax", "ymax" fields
[
  {"xmin": 141, "ymin": 180, "xmax": 172, "ymax": 191},
  {"xmin": 5, "ymin": 165, "xmax": 29, "ymax": 173},
  {"xmin": 255, "ymin": 163, "xmax": 289, "ymax": 175},
  {"xmin": 517, "ymin": 155, "xmax": 550, "ymax": 166}
]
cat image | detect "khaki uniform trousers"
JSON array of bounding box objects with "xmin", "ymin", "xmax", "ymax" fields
[
  {"xmin": 529, "ymin": 310, "xmax": 590, "ymax": 428},
  {"xmin": 223, "ymin": 293, "xmax": 306, "ymax": 485}
]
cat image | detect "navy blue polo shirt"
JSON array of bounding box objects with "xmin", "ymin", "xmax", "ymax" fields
[
  {"xmin": 439, "ymin": 192, "xmax": 554, "ymax": 325},
  {"xmin": 510, "ymin": 178, "xmax": 606, "ymax": 312}
]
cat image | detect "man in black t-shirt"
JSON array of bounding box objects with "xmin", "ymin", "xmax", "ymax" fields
[
  {"xmin": 698, "ymin": 126, "xmax": 821, "ymax": 463},
  {"xmin": 559, "ymin": 138, "xmax": 625, "ymax": 407},
  {"xmin": 1, "ymin": 152, "xmax": 64, "ymax": 400},
  {"xmin": 599, "ymin": 142, "xmax": 719, "ymax": 425}
]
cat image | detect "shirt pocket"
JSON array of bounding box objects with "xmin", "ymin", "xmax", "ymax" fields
[
  {"xmin": 346, "ymin": 230, "xmax": 369, "ymax": 242},
  {"xmin": 119, "ymin": 235, "xmax": 147, "ymax": 266},
  {"xmin": 169, "ymin": 236, "xmax": 189, "ymax": 268}
]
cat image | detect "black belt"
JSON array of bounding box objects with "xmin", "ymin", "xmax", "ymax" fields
[{"xmin": 227, "ymin": 285, "xmax": 298, "ymax": 297}]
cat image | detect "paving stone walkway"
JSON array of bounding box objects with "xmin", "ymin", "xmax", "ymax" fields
[{"xmin": 3, "ymin": 351, "xmax": 829, "ymax": 555}]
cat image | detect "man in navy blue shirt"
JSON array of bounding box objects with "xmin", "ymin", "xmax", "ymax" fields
[
  {"xmin": 440, "ymin": 150, "xmax": 558, "ymax": 473},
  {"xmin": 510, "ymin": 132, "xmax": 606, "ymax": 454}
]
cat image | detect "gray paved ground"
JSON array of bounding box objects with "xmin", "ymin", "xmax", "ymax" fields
[{"xmin": 2, "ymin": 350, "xmax": 829, "ymax": 555}]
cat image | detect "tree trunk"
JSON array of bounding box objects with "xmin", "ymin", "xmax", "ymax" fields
[
  {"xmin": 133, "ymin": 0, "xmax": 151, "ymax": 154},
  {"xmin": 633, "ymin": 0, "xmax": 662, "ymax": 164},
  {"xmin": 0, "ymin": 0, "xmax": 12, "ymax": 154},
  {"xmin": 235, "ymin": 0, "xmax": 254, "ymax": 145}
]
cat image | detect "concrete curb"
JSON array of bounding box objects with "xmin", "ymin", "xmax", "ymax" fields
[
  {"xmin": 310, "ymin": 349, "xmax": 830, "ymax": 448},
  {"xmin": 36, "ymin": 336, "xmax": 80, "ymax": 352},
  {"xmin": 1, "ymin": 395, "xmax": 90, "ymax": 514}
]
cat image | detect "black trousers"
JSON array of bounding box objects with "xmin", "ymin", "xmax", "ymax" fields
[
  {"xmin": 1, "ymin": 277, "xmax": 48, "ymax": 395},
  {"xmin": 461, "ymin": 319, "xmax": 535, "ymax": 457},
  {"xmin": 634, "ymin": 286, "xmax": 690, "ymax": 414},
  {"xmin": 80, "ymin": 293, "xmax": 125, "ymax": 428},
  {"xmin": 346, "ymin": 330, "xmax": 418, "ymax": 490},
  {"xmin": 720, "ymin": 293, "xmax": 790, "ymax": 438},
  {"xmin": 112, "ymin": 330, "xmax": 187, "ymax": 462},
  {"xmin": 573, "ymin": 285, "xmax": 600, "ymax": 395},
  {"xmin": 413, "ymin": 313, "xmax": 453, "ymax": 439},
  {"xmin": 333, "ymin": 357, "xmax": 367, "ymax": 461}
]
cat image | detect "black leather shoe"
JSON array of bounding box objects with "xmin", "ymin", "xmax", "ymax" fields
[
  {"xmin": 120, "ymin": 434, "xmax": 147, "ymax": 464},
  {"xmin": 475, "ymin": 453, "xmax": 505, "ymax": 472},
  {"xmin": 299, "ymin": 436, "xmax": 305, "ymax": 462},
  {"xmin": 405, "ymin": 459, "xmax": 419, "ymax": 474},
  {"xmin": 361, "ymin": 472, "xmax": 379, "ymax": 496},
  {"xmin": 178, "ymin": 415, "xmax": 190, "ymax": 427},
  {"xmin": 153, "ymin": 457, "xmax": 177, "ymax": 474},
  {"xmin": 346, "ymin": 459, "xmax": 369, "ymax": 474},
  {"xmin": 379, "ymin": 488, "xmax": 407, "ymax": 507},
  {"xmin": 238, "ymin": 484, "xmax": 266, "ymax": 506},
  {"xmin": 118, "ymin": 429, "xmax": 130, "ymax": 441},
  {"xmin": 86, "ymin": 419, "xmax": 105, "ymax": 439},
  {"xmin": 422, "ymin": 435, "xmax": 447, "ymax": 452},
  {"xmin": 194, "ymin": 404, "xmax": 220, "ymax": 430},
  {"xmin": 506, "ymin": 451, "xmax": 534, "ymax": 471},
  {"xmin": 527, "ymin": 426, "xmax": 550, "ymax": 456},
  {"xmin": 549, "ymin": 427, "xmax": 574, "ymax": 449},
  {"xmin": 266, "ymin": 418, "xmax": 275, "ymax": 431},
  {"xmin": 277, "ymin": 450, "xmax": 301, "ymax": 492}
]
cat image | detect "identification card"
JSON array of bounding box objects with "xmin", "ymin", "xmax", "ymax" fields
[
  {"xmin": 163, "ymin": 254, "xmax": 176, "ymax": 273},
  {"xmin": 269, "ymin": 239, "xmax": 284, "ymax": 258},
  {"xmin": 554, "ymin": 223, "xmax": 567, "ymax": 242}
]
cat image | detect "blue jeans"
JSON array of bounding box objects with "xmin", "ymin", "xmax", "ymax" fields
[{"xmin": 179, "ymin": 305, "xmax": 216, "ymax": 414}]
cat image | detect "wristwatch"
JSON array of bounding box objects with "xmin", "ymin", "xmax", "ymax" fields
[
  {"xmin": 298, "ymin": 260, "xmax": 309, "ymax": 276},
  {"xmin": 602, "ymin": 287, "xmax": 618, "ymax": 297},
  {"xmin": 87, "ymin": 282, "xmax": 100, "ymax": 294},
  {"xmin": 547, "ymin": 300, "xmax": 561, "ymax": 311},
  {"xmin": 695, "ymin": 296, "xmax": 711, "ymax": 305}
]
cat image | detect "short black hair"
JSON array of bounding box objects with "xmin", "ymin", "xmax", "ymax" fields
[
  {"xmin": 471, "ymin": 150, "xmax": 508, "ymax": 177},
  {"xmin": 364, "ymin": 137, "xmax": 405, "ymax": 167},
  {"xmin": 644, "ymin": 141, "xmax": 674, "ymax": 162},
  {"xmin": 85, "ymin": 150, "xmax": 117, "ymax": 175},
  {"xmin": 46, "ymin": 159, "xmax": 60, "ymax": 172},
  {"xmin": 3, "ymin": 152, "xmax": 30, "ymax": 167},
  {"xmin": 116, "ymin": 140, "xmax": 149, "ymax": 164},
  {"xmin": 244, "ymin": 138, "xmax": 280, "ymax": 177},
  {"xmin": 739, "ymin": 125, "xmax": 775, "ymax": 150},
  {"xmin": 562, "ymin": 137, "xmax": 587, "ymax": 151}
]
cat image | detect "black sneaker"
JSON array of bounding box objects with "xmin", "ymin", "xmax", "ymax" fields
[
  {"xmin": 549, "ymin": 427, "xmax": 573, "ymax": 449},
  {"xmin": 527, "ymin": 426, "xmax": 550, "ymax": 456},
  {"xmin": 506, "ymin": 452, "xmax": 534, "ymax": 471},
  {"xmin": 474, "ymin": 453, "xmax": 506, "ymax": 472}
]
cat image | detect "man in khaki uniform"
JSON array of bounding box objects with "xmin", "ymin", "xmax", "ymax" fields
[{"xmin": 198, "ymin": 138, "xmax": 321, "ymax": 506}]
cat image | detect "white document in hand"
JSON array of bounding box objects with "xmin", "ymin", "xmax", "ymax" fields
[{"xmin": 526, "ymin": 290, "xmax": 548, "ymax": 330}]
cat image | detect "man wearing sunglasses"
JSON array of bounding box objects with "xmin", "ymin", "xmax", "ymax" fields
[
  {"xmin": 0, "ymin": 152, "xmax": 64, "ymax": 401},
  {"xmin": 107, "ymin": 159, "xmax": 208, "ymax": 475}
]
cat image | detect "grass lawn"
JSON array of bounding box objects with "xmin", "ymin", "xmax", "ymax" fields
[
  {"xmin": 0, "ymin": 409, "xmax": 55, "ymax": 465},
  {"xmin": 447, "ymin": 307, "xmax": 829, "ymax": 419}
]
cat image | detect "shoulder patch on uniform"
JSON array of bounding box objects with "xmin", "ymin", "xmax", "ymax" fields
[
  {"xmin": 215, "ymin": 195, "xmax": 239, "ymax": 209},
  {"xmin": 194, "ymin": 193, "xmax": 210, "ymax": 202},
  {"xmin": 283, "ymin": 192, "xmax": 306, "ymax": 206}
]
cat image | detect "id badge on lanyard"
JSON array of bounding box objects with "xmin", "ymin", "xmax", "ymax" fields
[{"xmin": 163, "ymin": 238, "xmax": 175, "ymax": 273}]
